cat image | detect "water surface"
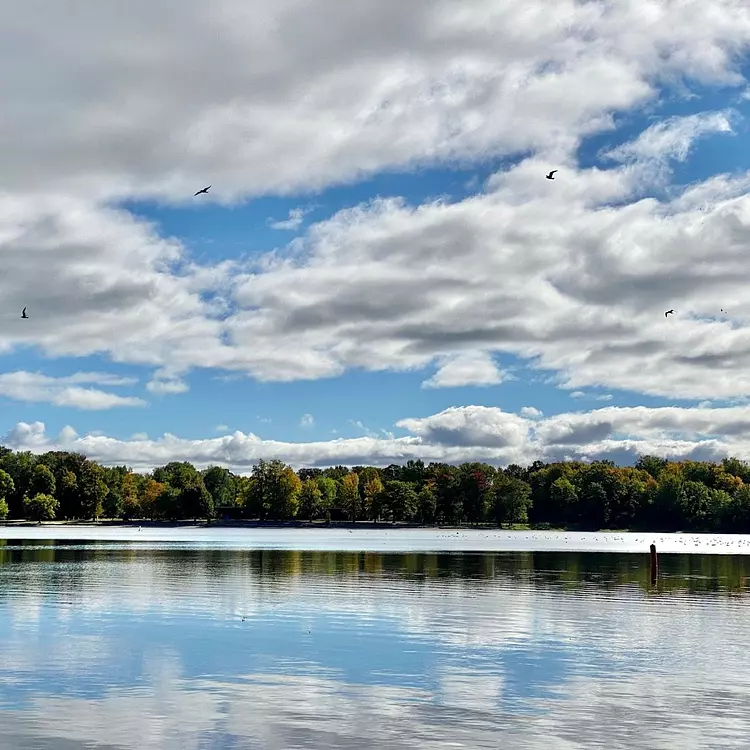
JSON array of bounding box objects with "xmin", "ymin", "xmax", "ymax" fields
[
  {"xmin": 3, "ymin": 526, "xmax": 750, "ymax": 554},
  {"xmin": 0, "ymin": 543, "xmax": 749, "ymax": 748}
]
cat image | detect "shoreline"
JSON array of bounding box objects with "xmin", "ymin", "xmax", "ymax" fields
[
  {"xmin": 0, "ymin": 525, "xmax": 748, "ymax": 554},
  {"xmin": 0, "ymin": 519, "xmax": 698, "ymax": 534}
]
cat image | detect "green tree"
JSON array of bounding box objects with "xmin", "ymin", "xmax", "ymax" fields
[
  {"xmin": 245, "ymin": 460, "xmax": 301, "ymax": 519},
  {"xmin": 428, "ymin": 464, "xmax": 462, "ymax": 523},
  {"xmin": 0, "ymin": 468, "xmax": 14, "ymax": 521},
  {"xmin": 155, "ymin": 485, "xmax": 181, "ymax": 520},
  {"xmin": 0, "ymin": 469, "xmax": 15, "ymax": 512},
  {"xmin": 79, "ymin": 463, "xmax": 109, "ymax": 520},
  {"xmin": 550, "ymin": 476, "xmax": 578, "ymax": 521},
  {"xmin": 23, "ymin": 493, "xmax": 59, "ymax": 521},
  {"xmin": 635, "ymin": 455, "xmax": 668, "ymax": 480},
  {"xmin": 578, "ymin": 481, "xmax": 609, "ymax": 529},
  {"xmin": 57, "ymin": 470, "xmax": 80, "ymax": 520},
  {"xmin": 315, "ymin": 476, "xmax": 337, "ymax": 520},
  {"xmin": 322, "ymin": 465, "xmax": 350, "ymax": 481},
  {"xmin": 203, "ymin": 466, "xmax": 237, "ymax": 507},
  {"xmin": 298, "ymin": 478, "xmax": 323, "ymax": 520},
  {"xmin": 492, "ymin": 476, "xmax": 532, "ymax": 527},
  {"xmin": 707, "ymin": 488, "xmax": 732, "ymax": 531},
  {"xmin": 652, "ymin": 473, "xmax": 683, "ymax": 529},
  {"xmin": 726, "ymin": 485, "xmax": 750, "ymax": 532},
  {"xmin": 415, "ymin": 484, "xmax": 437, "ymax": 524},
  {"xmin": 102, "ymin": 466, "xmax": 128, "ymax": 519},
  {"xmin": 270, "ymin": 465, "xmax": 301, "ymax": 519},
  {"xmin": 722, "ymin": 457, "xmax": 750, "ymax": 483},
  {"xmin": 382, "ymin": 481, "xmax": 418, "ymax": 522},
  {"xmin": 0, "ymin": 451, "xmax": 37, "ymax": 517},
  {"xmin": 155, "ymin": 461, "xmax": 213, "ymax": 519},
  {"xmin": 30, "ymin": 464, "xmax": 56, "ymax": 498},
  {"xmin": 297, "ymin": 468, "xmax": 323, "ymax": 482},
  {"xmin": 340, "ymin": 472, "xmax": 360, "ymax": 522},
  {"xmin": 678, "ymin": 480, "xmax": 711, "ymax": 530}
]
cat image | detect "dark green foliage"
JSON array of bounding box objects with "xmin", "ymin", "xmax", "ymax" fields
[
  {"xmin": 381, "ymin": 481, "xmax": 418, "ymax": 522},
  {"xmin": 30, "ymin": 464, "xmax": 56, "ymax": 498},
  {"xmin": 1, "ymin": 442, "xmax": 750, "ymax": 530},
  {"xmin": 492, "ymin": 476, "xmax": 532, "ymax": 526},
  {"xmin": 23, "ymin": 493, "xmax": 59, "ymax": 521},
  {"xmin": 202, "ymin": 466, "xmax": 237, "ymax": 507}
]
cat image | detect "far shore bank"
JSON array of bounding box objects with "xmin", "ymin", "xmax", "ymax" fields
[
  {"xmin": 0, "ymin": 519, "xmax": 688, "ymax": 533},
  {"xmin": 1, "ymin": 519, "xmax": 545, "ymax": 530}
]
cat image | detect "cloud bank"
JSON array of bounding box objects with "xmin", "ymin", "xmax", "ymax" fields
[
  {"xmin": 4, "ymin": 403, "xmax": 750, "ymax": 472},
  {"xmin": 0, "ymin": 0, "xmax": 750, "ymax": 403}
]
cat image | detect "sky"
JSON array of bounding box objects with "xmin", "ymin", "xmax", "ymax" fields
[{"xmin": 6, "ymin": 0, "xmax": 750, "ymax": 471}]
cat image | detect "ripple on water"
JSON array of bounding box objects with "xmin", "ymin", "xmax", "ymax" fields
[{"xmin": 0, "ymin": 547, "xmax": 748, "ymax": 747}]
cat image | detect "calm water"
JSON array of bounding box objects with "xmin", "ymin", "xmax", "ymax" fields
[
  {"xmin": 4, "ymin": 526, "xmax": 750, "ymax": 554},
  {"xmin": 1, "ymin": 540, "xmax": 750, "ymax": 748}
]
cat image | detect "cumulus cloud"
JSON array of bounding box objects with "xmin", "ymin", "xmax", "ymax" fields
[
  {"xmin": 0, "ymin": 371, "xmax": 144, "ymax": 410},
  {"xmin": 421, "ymin": 351, "xmax": 505, "ymax": 388},
  {"xmin": 146, "ymin": 377, "xmax": 190, "ymax": 395},
  {"xmin": 0, "ymin": 0, "xmax": 749, "ymax": 403},
  {"xmin": 299, "ymin": 413, "xmax": 315, "ymax": 428},
  {"xmin": 268, "ymin": 207, "xmax": 314, "ymax": 231},
  {"xmin": 6, "ymin": 403, "xmax": 750, "ymax": 473},
  {"xmin": 520, "ymin": 406, "xmax": 543, "ymax": 419}
]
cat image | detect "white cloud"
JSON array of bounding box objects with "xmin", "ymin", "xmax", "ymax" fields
[
  {"xmin": 603, "ymin": 110, "xmax": 735, "ymax": 164},
  {"xmin": 0, "ymin": 1, "xmax": 748, "ymax": 398},
  {"xmin": 300, "ymin": 413, "xmax": 315, "ymax": 428},
  {"xmin": 520, "ymin": 406, "xmax": 543, "ymax": 419},
  {"xmin": 215, "ymin": 424, "xmax": 230, "ymax": 433},
  {"xmin": 8, "ymin": 402, "xmax": 750, "ymax": 473},
  {"xmin": 421, "ymin": 351, "xmax": 505, "ymax": 388},
  {"xmin": 146, "ymin": 377, "xmax": 189, "ymax": 395},
  {"xmin": 0, "ymin": 371, "xmax": 144, "ymax": 410},
  {"xmin": 268, "ymin": 207, "xmax": 314, "ymax": 231},
  {"xmin": 569, "ymin": 391, "xmax": 613, "ymax": 402}
]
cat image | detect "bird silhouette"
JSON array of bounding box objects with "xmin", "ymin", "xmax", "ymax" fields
[
  {"xmin": 194, "ymin": 185, "xmax": 211, "ymax": 196},
  {"xmin": 545, "ymin": 170, "xmax": 557, "ymax": 180},
  {"xmin": 21, "ymin": 307, "xmax": 28, "ymax": 319},
  {"xmin": 665, "ymin": 309, "xmax": 674, "ymax": 317}
]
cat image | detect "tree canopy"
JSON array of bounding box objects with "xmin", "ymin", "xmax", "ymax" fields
[{"xmin": 1, "ymin": 448, "xmax": 750, "ymax": 531}]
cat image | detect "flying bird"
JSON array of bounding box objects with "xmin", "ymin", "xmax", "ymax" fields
[
  {"xmin": 194, "ymin": 185, "xmax": 211, "ymax": 196},
  {"xmin": 665, "ymin": 309, "xmax": 674, "ymax": 317},
  {"xmin": 545, "ymin": 170, "xmax": 558, "ymax": 180},
  {"xmin": 21, "ymin": 307, "xmax": 28, "ymax": 319}
]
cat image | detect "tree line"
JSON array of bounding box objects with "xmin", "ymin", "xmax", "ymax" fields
[{"xmin": 1, "ymin": 447, "xmax": 750, "ymax": 531}]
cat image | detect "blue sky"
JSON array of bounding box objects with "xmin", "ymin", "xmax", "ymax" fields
[{"xmin": 4, "ymin": 1, "xmax": 750, "ymax": 471}]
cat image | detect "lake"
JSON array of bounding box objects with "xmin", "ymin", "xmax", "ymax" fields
[{"xmin": 1, "ymin": 531, "xmax": 750, "ymax": 748}]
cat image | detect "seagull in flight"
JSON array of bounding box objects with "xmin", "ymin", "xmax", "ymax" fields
[
  {"xmin": 21, "ymin": 307, "xmax": 28, "ymax": 319},
  {"xmin": 194, "ymin": 185, "xmax": 211, "ymax": 196},
  {"xmin": 545, "ymin": 170, "xmax": 557, "ymax": 180},
  {"xmin": 665, "ymin": 309, "xmax": 674, "ymax": 317}
]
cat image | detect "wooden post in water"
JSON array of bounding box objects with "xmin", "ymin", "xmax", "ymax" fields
[{"xmin": 650, "ymin": 543, "xmax": 658, "ymax": 585}]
